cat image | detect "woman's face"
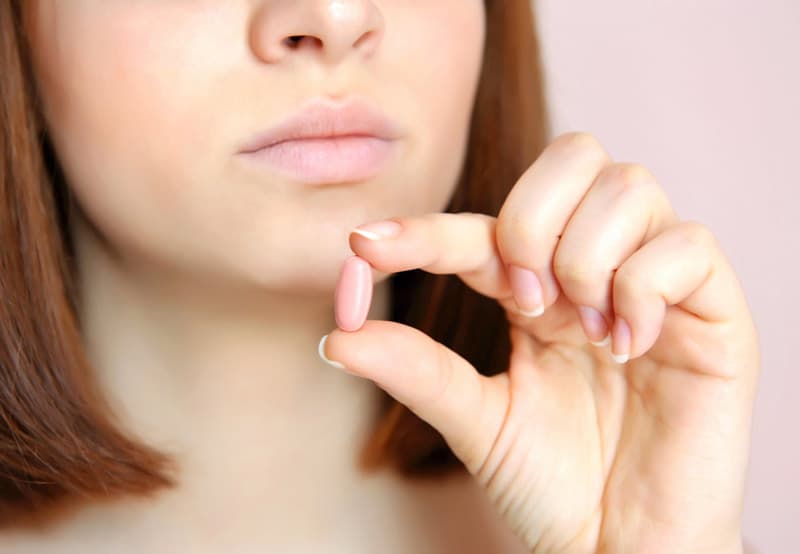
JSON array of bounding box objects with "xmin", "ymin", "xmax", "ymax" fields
[{"xmin": 25, "ymin": 1, "xmax": 486, "ymax": 293}]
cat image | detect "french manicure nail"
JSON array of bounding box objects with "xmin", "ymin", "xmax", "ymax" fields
[
  {"xmin": 318, "ymin": 334, "xmax": 345, "ymax": 369},
  {"xmin": 508, "ymin": 264, "xmax": 545, "ymax": 317},
  {"xmin": 577, "ymin": 305, "xmax": 610, "ymax": 345},
  {"xmin": 351, "ymin": 219, "xmax": 403, "ymax": 240},
  {"xmin": 611, "ymin": 316, "xmax": 631, "ymax": 364},
  {"xmin": 610, "ymin": 352, "xmax": 628, "ymax": 364}
]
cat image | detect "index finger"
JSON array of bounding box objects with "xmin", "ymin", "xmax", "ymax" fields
[{"xmin": 349, "ymin": 212, "xmax": 514, "ymax": 305}]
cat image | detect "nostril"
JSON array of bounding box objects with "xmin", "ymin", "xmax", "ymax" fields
[
  {"xmin": 284, "ymin": 35, "xmax": 305, "ymax": 48},
  {"xmin": 283, "ymin": 35, "xmax": 324, "ymax": 49}
]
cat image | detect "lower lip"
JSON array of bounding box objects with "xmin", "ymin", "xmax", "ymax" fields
[{"xmin": 239, "ymin": 136, "xmax": 396, "ymax": 185}]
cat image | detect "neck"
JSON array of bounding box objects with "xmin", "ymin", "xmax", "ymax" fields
[{"xmin": 69, "ymin": 208, "xmax": 392, "ymax": 518}]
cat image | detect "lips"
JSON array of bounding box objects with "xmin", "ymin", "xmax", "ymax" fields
[
  {"xmin": 237, "ymin": 97, "xmax": 402, "ymax": 185},
  {"xmin": 238, "ymin": 97, "xmax": 402, "ymax": 152}
]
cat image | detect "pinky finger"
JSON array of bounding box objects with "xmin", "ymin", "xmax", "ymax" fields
[{"xmin": 610, "ymin": 221, "xmax": 747, "ymax": 363}]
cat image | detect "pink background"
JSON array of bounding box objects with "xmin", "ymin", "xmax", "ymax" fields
[{"xmin": 534, "ymin": 1, "xmax": 798, "ymax": 551}]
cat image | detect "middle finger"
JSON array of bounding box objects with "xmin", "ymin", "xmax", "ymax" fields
[{"xmin": 495, "ymin": 132, "xmax": 612, "ymax": 315}]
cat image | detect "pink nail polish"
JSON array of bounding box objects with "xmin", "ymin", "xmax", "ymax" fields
[{"xmin": 334, "ymin": 255, "xmax": 373, "ymax": 332}]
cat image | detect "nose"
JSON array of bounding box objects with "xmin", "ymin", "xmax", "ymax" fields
[{"xmin": 249, "ymin": 0, "xmax": 385, "ymax": 66}]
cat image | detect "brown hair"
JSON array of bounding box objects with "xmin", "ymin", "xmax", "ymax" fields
[{"xmin": 0, "ymin": 0, "xmax": 550, "ymax": 529}]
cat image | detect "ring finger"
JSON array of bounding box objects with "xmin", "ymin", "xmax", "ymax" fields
[{"xmin": 553, "ymin": 162, "xmax": 678, "ymax": 340}]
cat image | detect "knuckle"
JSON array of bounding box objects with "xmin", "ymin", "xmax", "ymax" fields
[
  {"xmin": 676, "ymin": 220, "xmax": 717, "ymax": 251},
  {"xmin": 498, "ymin": 213, "xmax": 543, "ymax": 246},
  {"xmin": 598, "ymin": 162, "xmax": 656, "ymax": 195},
  {"xmin": 551, "ymin": 131, "xmax": 608, "ymax": 161}
]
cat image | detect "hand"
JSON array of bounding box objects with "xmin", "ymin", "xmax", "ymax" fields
[{"xmin": 320, "ymin": 132, "xmax": 760, "ymax": 553}]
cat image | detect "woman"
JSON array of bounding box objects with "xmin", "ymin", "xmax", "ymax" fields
[{"xmin": 0, "ymin": 0, "xmax": 760, "ymax": 552}]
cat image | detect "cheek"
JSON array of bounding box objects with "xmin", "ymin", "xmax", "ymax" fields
[
  {"xmin": 32, "ymin": 7, "xmax": 221, "ymax": 185},
  {"xmin": 388, "ymin": 2, "xmax": 486, "ymax": 212},
  {"xmin": 29, "ymin": 5, "xmax": 235, "ymax": 261}
]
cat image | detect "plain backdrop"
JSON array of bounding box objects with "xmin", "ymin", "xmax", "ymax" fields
[{"xmin": 534, "ymin": 1, "xmax": 798, "ymax": 552}]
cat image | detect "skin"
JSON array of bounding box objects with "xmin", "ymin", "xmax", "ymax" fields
[
  {"xmin": 16, "ymin": 0, "xmax": 760, "ymax": 552},
  {"xmin": 327, "ymin": 135, "xmax": 760, "ymax": 553},
  {"xmin": 16, "ymin": 1, "xmax": 523, "ymax": 552}
]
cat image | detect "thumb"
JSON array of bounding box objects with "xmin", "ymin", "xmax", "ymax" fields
[{"xmin": 319, "ymin": 320, "xmax": 508, "ymax": 473}]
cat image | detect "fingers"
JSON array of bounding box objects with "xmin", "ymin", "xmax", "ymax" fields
[
  {"xmin": 551, "ymin": 162, "xmax": 678, "ymax": 334},
  {"xmin": 494, "ymin": 132, "xmax": 680, "ymax": 350},
  {"xmin": 320, "ymin": 320, "xmax": 508, "ymax": 473},
  {"xmin": 496, "ymin": 132, "xmax": 612, "ymax": 314},
  {"xmin": 349, "ymin": 211, "xmax": 514, "ymax": 304},
  {"xmin": 610, "ymin": 220, "xmax": 748, "ymax": 372},
  {"xmin": 348, "ymin": 130, "xmax": 746, "ymax": 371}
]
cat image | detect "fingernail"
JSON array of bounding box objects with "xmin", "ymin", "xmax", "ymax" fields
[
  {"xmin": 611, "ymin": 316, "xmax": 631, "ymax": 364},
  {"xmin": 318, "ymin": 334, "xmax": 345, "ymax": 369},
  {"xmin": 591, "ymin": 334, "xmax": 611, "ymax": 347},
  {"xmin": 508, "ymin": 264, "xmax": 545, "ymax": 317},
  {"xmin": 351, "ymin": 220, "xmax": 403, "ymax": 240},
  {"xmin": 577, "ymin": 305, "xmax": 610, "ymax": 346}
]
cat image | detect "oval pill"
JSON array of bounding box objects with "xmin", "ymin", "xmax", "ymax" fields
[{"xmin": 334, "ymin": 255, "xmax": 373, "ymax": 332}]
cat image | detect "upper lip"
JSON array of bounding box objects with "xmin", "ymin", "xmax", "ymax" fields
[{"xmin": 238, "ymin": 97, "xmax": 402, "ymax": 153}]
